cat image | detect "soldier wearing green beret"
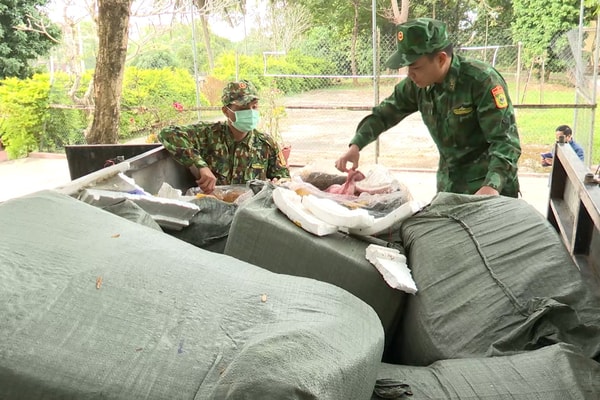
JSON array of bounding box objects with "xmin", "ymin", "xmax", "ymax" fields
[
  {"xmin": 335, "ymin": 18, "xmax": 521, "ymax": 197},
  {"xmin": 158, "ymin": 80, "xmax": 290, "ymax": 194}
]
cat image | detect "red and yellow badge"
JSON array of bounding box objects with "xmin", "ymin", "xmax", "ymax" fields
[
  {"xmin": 491, "ymin": 85, "xmax": 508, "ymax": 109},
  {"xmin": 239, "ymin": 82, "xmax": 247, "ymax": 89},
  {"xmin": 397, "ymin": 31, "xmax": 404, "ymax": 41}
]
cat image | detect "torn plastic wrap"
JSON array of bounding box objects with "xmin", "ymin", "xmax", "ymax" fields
[
  {"xmin": 273, "ymin": 165, "xmax": 423, "ymax": 236},
  {"xmin": 284, "ymin": 177, "xmax": 413, "ymax": 218},
  {"xmin": 184, "ymin": 184, "xmax": 253, "ymax": 204}
]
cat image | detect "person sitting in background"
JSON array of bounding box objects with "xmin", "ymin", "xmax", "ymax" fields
[
  {"xmin": 541, "ymin": 125, "xmax": 584, "ymax": 167},
  {"xmin": 158, "ymin": 80, "xmax": 290, "ymax": 194}
]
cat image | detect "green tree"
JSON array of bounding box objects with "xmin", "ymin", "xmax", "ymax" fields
[
  {"xmin": 172, "ymin": 0, "xmax": 243, "ymax": 73},
  {"xmin": 511, "ymin": 0, "xmax": 579, "ymax": 74},
  {"xmin": 461, "ymin": 0, "xmax": 514, "ymax": 46},
  {"xmin": 0, "ymin": 0, "xmax": 60, "ymax": 79},
  {"xmin": 128, "ymin": 22, "xmax": 232, "ymax": 76},
  {"xmin": 584, "ymin": 0, "xmax": 598, "ymax": 16},
  {"xmin": 131, "ymin": 49, "xmax": 178, "ymax": 69}
]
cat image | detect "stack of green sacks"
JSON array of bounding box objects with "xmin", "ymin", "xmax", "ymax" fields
[
  {"xmin": 376, "ymin": 193, "xmax": 600, "ymax": 398},
  {"xmin": 0, "ymin": 190, "xmax": 384, "ymax": 400}
]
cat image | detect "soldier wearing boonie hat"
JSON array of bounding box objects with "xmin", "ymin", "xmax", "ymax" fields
[
  {"xmin": 158, "ymin": 79, "xmax": 289, "ymax": 194},
  {"xmin": 335, "ymin": 17, "xmax": 522, "ymax": 198}
]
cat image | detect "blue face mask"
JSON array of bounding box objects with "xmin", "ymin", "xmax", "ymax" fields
[{"xmin": 228, "ymin": 108, "xmax": 260, "ymax": 133}]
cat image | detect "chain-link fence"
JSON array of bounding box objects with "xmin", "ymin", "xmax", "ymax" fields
[
  {"xmin": 34, "ymin": 8, "xmax": 599, "ymax": 173},
  {"xmin": 569, "ymin": 25, "xmax": 599, "ymax": 163},
  {"xmin": 259, "ymin": 17, "xmax": 599, "ymax": 172}
]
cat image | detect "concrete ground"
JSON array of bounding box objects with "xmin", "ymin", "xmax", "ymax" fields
[
  {"xmin": 394, "ymin": 169, "xmax": 550, "ymax": 216},
  {"xmin": 0, "ymin": 153, "xmax": 551, "ymax": 216},
  {"xmin": 0, "ymin": 154, "xmax": 72, "ymax": 202}
]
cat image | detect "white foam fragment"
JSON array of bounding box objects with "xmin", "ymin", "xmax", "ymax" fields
[
  {"xmin": 78, "ymin": 188, "xmax": 199, "ymax": 230},
  {"xmin": 56, "ymin": 162, "xmax": 132, "ymax": 197},
  {"xmin": 348, "ymin": 200, "xmax": 424, "ymax": 236},
  {"xmin": 365, "ymin": 244, "xmax": 417, "ymax": 294},
  {"xmin": 157, "ymin": 182, "xmax": 183, "ymax": 199},
  {"xmin": 301, "ymin": 194, "xmax": 375, "ymax": 229},
  {"xmin": 272, "ymin": 187, "xmax": 338, "ymax": 236},
  {"xmin": 90, "ymin": 172, "xmax": 148, "ymax": 194}
]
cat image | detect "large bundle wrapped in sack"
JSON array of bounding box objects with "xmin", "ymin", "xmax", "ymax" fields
[
  {"xmin": 225, "ymin": 185, "xmax": 408, "ymax": 358},
  {"xmin": 80, "ymin": 182, "xmax": 245, "ymax": 253},
  {"xmin": 0, "ymin": 190, "xmax": 384, "ymax": 400},
  {"xmin": 373, "ymin": 343, "xmax": 600, "ymax": 399},
  {"xmin": 163, "ymin": 195, "xmax": 238, "ymax": 253},
  {"xmin": 393, "ymin": 193, "xmax": 600, "ymax": 365}
]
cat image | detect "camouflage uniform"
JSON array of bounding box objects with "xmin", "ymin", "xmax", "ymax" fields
[
  {"xmin": 350, "ymin": 18, "xmax": 521, "ymax": 197},
  {"xmin": 158, "ymin": 80, "xmax": 290, "ymax": 185}
]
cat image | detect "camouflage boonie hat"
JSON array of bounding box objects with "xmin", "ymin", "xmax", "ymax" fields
[
  {"xmin": 385, "ymin": 18, "xmax": 451, "ymax": 69},
  {"xmin": 221, "ymin": 80, "xmax": 259, "ymax": 106}
]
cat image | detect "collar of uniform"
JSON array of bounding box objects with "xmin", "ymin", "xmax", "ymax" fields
[
  {"xmin": 430, "ymin": 54, "xmax": 460, "ymax": 93},
  {"xmin": 223, "ymin": 121, "xmax": 254, "ymax": 147}
]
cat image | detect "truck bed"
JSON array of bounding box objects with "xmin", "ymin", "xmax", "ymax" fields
[{"xmin": 547, "ymin": 142, "xmax": 600, "ymax": 289}]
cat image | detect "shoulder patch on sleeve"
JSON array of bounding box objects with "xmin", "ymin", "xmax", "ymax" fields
[{"xmin": 491, "ymin": 85, "xmax": 508, "ymax": 109}]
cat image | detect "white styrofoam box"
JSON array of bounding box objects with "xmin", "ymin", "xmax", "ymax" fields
[
  {"xmin": 348, "ymin": 200, "xmax": 424, "ymax": 236},
  {"xmin": 272, "ymin": 187, "xmax": 338, "ymax": 237},
  {"xmin": 301, "ymin": 194, "xmax": 375, "ymax": 229}
]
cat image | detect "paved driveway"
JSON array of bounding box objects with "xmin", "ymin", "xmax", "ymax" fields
[{"xmin": 0, "ymin": 155, "xmax": 71, "ymax": 202}]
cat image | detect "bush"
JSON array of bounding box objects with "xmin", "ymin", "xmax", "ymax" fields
[
  {"xmin": 43, "ymin": 73, "xmax": 88, "ymax": 151},
  {"xmin": 211, "ymin": 51, "xmax": 334, "ymax": 94},
  {"xmin": 202, "ymin": 76, "xmax": 227, "ymax": 106},
  {"xmin": 120, "ymin": 67, "xmax": 208, "ymax": 139},
  {"xmin": 0, "ymin": 76, "xmax": 47, "ymax": 158},
  {"xmin": 130, "ymin": 50, "xmax": 178, "ymax": 70},
  {"xmin": 0, "ymin": 73, "xmax": 90, "ymax": 158}
]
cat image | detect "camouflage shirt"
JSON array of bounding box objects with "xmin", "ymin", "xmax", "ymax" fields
[
  {"xmin": 350, "ymin": 54, "xmax": 521, "ymax": 197},
  {"xmin": 158, "ymin": 121, "xmax": 290, "ymax": 185}
]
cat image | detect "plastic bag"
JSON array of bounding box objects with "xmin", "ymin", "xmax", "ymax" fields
[
  {"xmin": 355, "ymin": 164, "xmax": 401, "ymax": 194},
  {"xmin": 294, "ymin": 162, "xmax": 348, "ymax": 191},
  {"xmin": 184, "ymin": 184, "xmax": 252, "ymax": 204},
  {"xmin": 282, "ymin": 176, "xmax": 412, "ymax": 218}
]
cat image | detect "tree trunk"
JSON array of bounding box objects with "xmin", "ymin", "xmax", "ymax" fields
[
  {"xmin": 200, "ymin": 15, "xmax": 214, "ymax": 72},
  {"xmin": 194, "ymin": 0, "xmax": 214, "ymax": 72},
  {"xmin": 86, "ymin": 0, "xmax": 132, "ymax": 144},
  {"xmin": 400, "ymin": 0, "xmax": 409, "ymax": 22},
  {"xmin": 390, "ymin": 0, "xmax": 410, "ymax": 77},
  {"xmin": 390, "ymin": 0, "xmax": 409, "ymax": 23}
]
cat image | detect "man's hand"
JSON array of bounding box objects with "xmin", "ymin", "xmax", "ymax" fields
[
  {"xmin": 196, "ymin": 167, "xmax": 217, "ymax": 194},
  {"xmin": 335, "ymin": 144, "xmax": 360, "ymax": 172},
  {"xmin": 475, "ymin": 186, "xmax": 499, "ymax": 196}
]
